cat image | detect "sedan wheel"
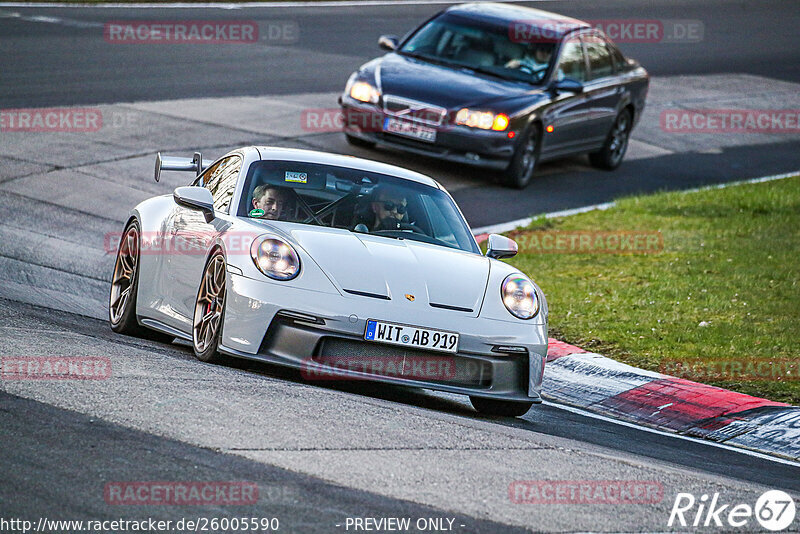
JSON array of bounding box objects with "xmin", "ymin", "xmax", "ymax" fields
[
  {"xmin": 589, "ymin": 108, "xmax": 632, "ymax": 170},
  {"xmin": 503, "ymin": 127, "xmax": 539, "ymax": 189},
  {"xmin": 109, "ymin": 222, "xmax": 143, "ymax": 335},
  {"xmin": 192, "ymin": 252, "xmax": 228, "ymax": 363}
]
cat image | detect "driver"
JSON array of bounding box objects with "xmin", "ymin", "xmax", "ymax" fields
[
  {"xmin": 252, "ymin": 185, "xmax": 289, "ymax": 220},
  {"xmin": 369, "ymin": 184, "xmax": 408, "ymax": 231},
  {"xmin": 505, "ymin": 46, "xmax": 552, "ymax": 78}
]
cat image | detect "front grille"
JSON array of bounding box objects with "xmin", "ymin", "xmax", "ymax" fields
[
  {"xmin": 383, "ymin": 95, "xmax": 447, "ymax": 126},
  {"xmin": 314, "ymin": 338, "xmax": 492, "ymax": 388}
]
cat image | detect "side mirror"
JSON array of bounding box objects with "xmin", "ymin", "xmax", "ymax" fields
[
  {"xmin": 174, "ymin": 186, "xmax": 215, "ymax": 223},
  {"xmin": 551, "ymin": 78, "xmax": 584, "ymax": 94},
  {"xmin": 486, "ymin": 234, "xmax": 518, "ymax": 259},
  {"xmin": 378, "ymin": 35, "xmax": 399, "ymax": 51}
]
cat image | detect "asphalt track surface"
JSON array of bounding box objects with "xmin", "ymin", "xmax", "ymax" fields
[{"xmin": 2, "ymin": 1, "xmax": 800, "ymax": 532}]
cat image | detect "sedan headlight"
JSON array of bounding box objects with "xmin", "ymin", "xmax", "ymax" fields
[
  {"xmin": 250, "ymin": 235, "xmax": 301, "ymax": 281},
  {"xmin": 349, "ymin": 81, "xmax": 381, "ymax": 104},
  {"xmin": 501, "ymin": 274, "xmax": 539, "ymax": 319},
  {"xmin": 455, "ymin": 108, "xmax": 509, "ymax": 131}
]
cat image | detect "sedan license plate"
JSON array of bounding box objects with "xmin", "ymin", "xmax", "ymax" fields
[
  {"xmin": 383, "ymin": 118, "xmax": 437, "ymax": 143},
  {"xmin": 365, "ymin": 319, "xmax": 458, "ymax": 353}
]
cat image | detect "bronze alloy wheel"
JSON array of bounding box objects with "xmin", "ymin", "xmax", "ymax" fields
[
  {"xmin": 109, "ymin": 224, "xmax": 140, "ymax": 328},
  {"xmin": 192, "ymin": 252, "xmax": 227, "ymax": 361}
]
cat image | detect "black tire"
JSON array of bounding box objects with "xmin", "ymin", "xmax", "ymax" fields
[
  {"xmin": 345, "ymin": 133, "xmax": 376, "ymax": 149},
  {"xmin": 470, "ymin": 396, "xmax": 534, "ymax": 417},
  {"xmin": 109, "ymin": 220, "xmax": 176, "ymax": 343},
  {"xmin": 503, "ymin": 125, "xmax": 540, "ymax": 189},
  {"xmin": 109, "ymin": 220, "xmax": 145, "ymax": 336},
  {"xmin": 192, "ymin": 250, "xmax": 228, "ymax": 364},
  {"xmin": 589, "ymin": 108, "xmax": 632, "ymax": 170}
]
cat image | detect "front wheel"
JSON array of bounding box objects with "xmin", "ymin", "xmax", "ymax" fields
[
  {"xmin": 589, "ymin": 108, "xmax": 632, "ymax": 170},
  {"xmin": 470, "ymin": 396, "xmax": 533, "ymax": 417},
  {"xmin": 192, "ymin": 251, "xmax": 228, "ymax": 363},
  {"xmin": 503, "ymin": 126, "xmax": 539, "ymax": 189}
]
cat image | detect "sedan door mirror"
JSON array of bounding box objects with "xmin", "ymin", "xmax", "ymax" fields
[
  {"xmin": 174, "ymin": 186, "xmax": 215, "ymax": 223},
  {"xmin": 551, "ymin": 78, "xmax": 584, "ymax": 94},
  {"xmin": 378, "ymin": 35, "xmax": 399, "ymax": 51},
  {"xmin": 486, "ymin": 234, "xmax": 518, "ymax": 259}
]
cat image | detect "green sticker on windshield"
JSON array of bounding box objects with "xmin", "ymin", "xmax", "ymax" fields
[{"xmin": 249, "ymin": 208, "xmax": 265, "ymax": 218}]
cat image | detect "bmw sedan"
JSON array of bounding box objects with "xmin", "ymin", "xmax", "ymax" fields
[{"xmin": 339, "ymin": 2, "xmax": 649, "ymax": 188}]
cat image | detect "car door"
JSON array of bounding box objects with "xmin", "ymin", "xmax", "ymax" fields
[
  {"xmin": 166, "ymin": 155, "xmax": 242, "ymax": 329},
  {"xmin": 538, "ymin": 36, "xmax": 593, "ymax": 157},
  {"xmin": 580, "ymin": 32, "xmax": 625, "ymax": 146}
]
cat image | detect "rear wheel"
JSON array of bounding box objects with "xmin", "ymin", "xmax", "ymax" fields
[
  {"xmin": 470, "ymin": 396, "xmax": 533, "ymax": 417},
  {"xmin": 503, "ymin": 126, "xmax": 539, "ymax": 189},
  {"xmin": 345, "ymin": 133, "xmax": 376, "ymax": 149},
  {"xmin": 109, "ymin": 221, "xmax": 144, "ymax": 335},
  {"xmin": 192, "ymin": 251, "xmax": 228, "ymax": 364},
  {"xmin": 589, "ymin": 108, "xmax": 632, "ymax": 170}
]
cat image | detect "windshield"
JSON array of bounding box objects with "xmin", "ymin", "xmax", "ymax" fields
[
  {"xmin": 238, "ymin": 160, "xmax": 480, "ymax": 254},
  {"xmin": 399, "ymin": 13, "xmax": 556, "ymax": 84}
]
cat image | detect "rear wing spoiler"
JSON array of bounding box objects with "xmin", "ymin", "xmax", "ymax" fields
[{"xmin": 154, "ymin": 151, "xmax": 212, "ymax": 183}]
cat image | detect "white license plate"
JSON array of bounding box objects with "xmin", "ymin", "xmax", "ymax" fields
[
  {"xmin": 383, "ymin": 118, "xmax": 437, "ymax": 143},
  {"xmin": 365, "ymin": 319, "xmax": 458, "ymax": 353}
]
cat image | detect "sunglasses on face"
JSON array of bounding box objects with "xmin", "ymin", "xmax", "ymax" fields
[{"xmin": 381, "ymin": 201, "xmax": 407, "ymax": 214}]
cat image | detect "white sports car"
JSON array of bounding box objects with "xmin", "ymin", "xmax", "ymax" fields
[{"xmin": 109, "ymin": 146, "xmax": 548, "ymax": 416}]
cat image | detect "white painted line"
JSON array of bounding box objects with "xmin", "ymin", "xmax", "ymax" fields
[
  {"xmin": 542, "ymin": 400, "xmax": 800, "ymax": 468},
  {"xmin": 472, "ymin": 202, "xmax": 615, "ymax": 236},
  {"xmin": 471, "ymin": 169, "xmax": 800, "ymax": 236},
  {"xmin": 0, "ymin": 0, "xmax": 549, "ymax": 8}
]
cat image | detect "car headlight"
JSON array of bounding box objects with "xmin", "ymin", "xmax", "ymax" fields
[
  {"xmin": 455, "ymin": 108, "xmax": 509, "ymax": 131},
  {"xmin": 349, "ymin": 81, "xmax": 381, "ymax": 104},
  {"xmin": 501, "ymin": 274, "xmax": 539, "ymax": 319},
  {"xmin": 250, "ymin": 235, "xmax": 301, "ymax": 281}
]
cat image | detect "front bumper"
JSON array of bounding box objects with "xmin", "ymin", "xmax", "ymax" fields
[
  {"xmin": 340, "ymin": 100, "xmax": 516, "ymax": 171},
  {"xmin": 220, "ymin": 273, "xmax": 546, "ymax": 402}
]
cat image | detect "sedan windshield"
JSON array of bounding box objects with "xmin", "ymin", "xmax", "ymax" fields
[
  {"xmin": 400, "ymin": 13, "xmax": 556, "ymax": 84},
  {"xmin": 238, "ymin": 160, "xmax": 480, "ymax": 254}
]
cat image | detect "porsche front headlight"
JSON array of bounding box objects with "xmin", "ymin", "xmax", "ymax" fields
[
  {"xmin": 250, "ymin": 235, "xmax": 300, "ymax": 281},
  {"xmin": 501, "ymin": 274, "xmax": 539, "ymax": 319}
]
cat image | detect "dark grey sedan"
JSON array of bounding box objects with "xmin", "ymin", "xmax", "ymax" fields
[{"xmin": 339, "ymin": 2, "xmax": 649, "ymax": 188}]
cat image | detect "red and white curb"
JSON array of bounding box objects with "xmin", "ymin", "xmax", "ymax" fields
[{"xmin": 544, "ymin": 339, "xmax": 800, "ymax": 461}]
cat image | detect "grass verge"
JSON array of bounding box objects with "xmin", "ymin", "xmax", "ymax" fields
[{"xmin": 508, "ymin": 176, "xmax": 800, "ymax": 404}]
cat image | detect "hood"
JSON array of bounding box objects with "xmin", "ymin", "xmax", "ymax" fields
[
  {"xmin": 375, "ymin": 53, "xmax": 538, "ymax": 109},
  {"xmin": 288, "ymin": 226, "xmax": 490, "ymax": 316}
]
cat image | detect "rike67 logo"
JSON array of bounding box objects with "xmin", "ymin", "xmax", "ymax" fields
[{"xmin": 668, "ymin": 490, "xmax": 796, "ymax": 531}]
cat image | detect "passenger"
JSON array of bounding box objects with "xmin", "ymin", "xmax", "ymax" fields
[{"xmin": 252, "ymin": 185, "xmax": 289, "ymax": 220}]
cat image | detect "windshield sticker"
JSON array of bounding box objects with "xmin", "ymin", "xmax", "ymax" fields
[
  {"xmin": 249, "ymin": 208, "xmax": 265, "ymax": 218},
  {"xmin": 285, "ymin": 171, "xmax": 308, "ymax": 184}
]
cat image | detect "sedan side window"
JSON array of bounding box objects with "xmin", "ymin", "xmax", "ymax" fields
[
  {"xmin": 556, "ymin": 38, "xmax": 587, "ymax": 82},
  {"xmin": 199, "ymin": 156, "xmax": 242, "ymax": 214},
  {"xmin": 584, "ymin": 35, "xmax": 614, "ymax": 79}
]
